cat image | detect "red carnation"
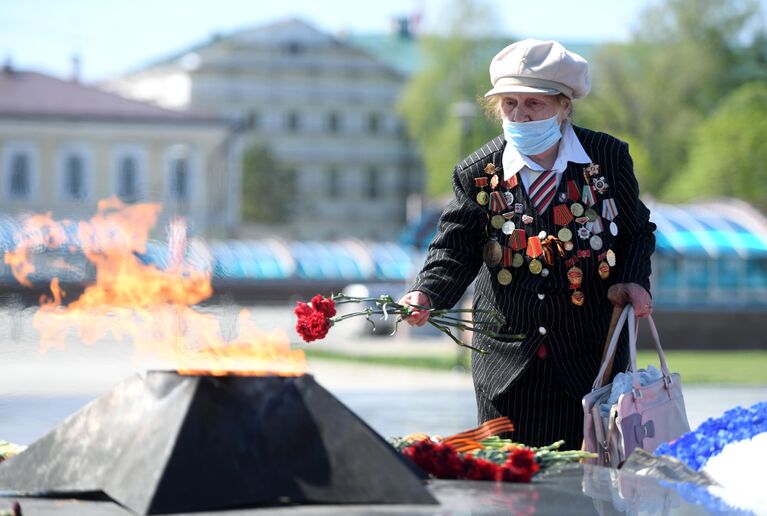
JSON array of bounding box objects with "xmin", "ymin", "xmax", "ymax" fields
[
  {"xmin": 462, "ymin": 455, "xmax": 501, "ymax": 481},
  {"xmin": 496, "ymin": 448, "xmax": 540, "ymax": 483},
  {"xmin": 310, "ymin": 294, "xmax": 336, "ymax": 317},
  {"xmin": 294, "ymin": 295, "xmax": 338, "ymax": 342}
]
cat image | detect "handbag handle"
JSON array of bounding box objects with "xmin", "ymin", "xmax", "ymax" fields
[{"xmin": 591, "ymin": 305, "xmax": 672, "ymax": 392}]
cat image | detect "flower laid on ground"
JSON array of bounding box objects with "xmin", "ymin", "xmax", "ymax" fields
[
  {"xmin": 388, "ymin": 418, "xmax": 596, "ymax": 483},
  {"xmin": 398, "ymin": 438, "xmax": 540, "ymax": 482},
  {"xmin": 654, "ymin": 401, "xmax": 767, "ymax": 514},
  {"xmin": 294, "ymin": 293, "xmax": 523, "ymax": 352}
]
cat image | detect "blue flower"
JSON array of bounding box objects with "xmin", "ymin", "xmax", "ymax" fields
[{"xmin": 655, "ymin": 401, "xmax": 767, "ymax": 471}]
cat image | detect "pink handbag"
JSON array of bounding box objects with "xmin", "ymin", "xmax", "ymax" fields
[{"xmin": 582, "ymin": 305, "xmax": 691, "ymax": 467}]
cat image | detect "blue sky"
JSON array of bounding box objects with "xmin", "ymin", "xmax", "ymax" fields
[{"xmin": 0, "ymin": 0, "xmax": 764, "ymax": 81}]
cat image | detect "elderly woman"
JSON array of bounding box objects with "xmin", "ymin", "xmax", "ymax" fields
[{"xmin": 400, "ymin": 40, "xmax": 656, "ymax": 449}]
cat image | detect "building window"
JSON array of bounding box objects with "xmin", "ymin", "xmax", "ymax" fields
[
  {"xmin": 117, "ymin": 156, "xmax": 138, "ymax": 203},
  {"xmin": 9, "ymin": 153, "xmax": 30, "ymax": 199},
  {"xmin": 366, "ymin": 166, "xmax": 379, "ymax": 199},
  {"xmin": 286, "ymin": 42, "xmax": 304, "ymax": 55},
  {"xmin": 368, "ymin": 113, "xmax": 381, "ymax": 134},
  {"xmin": 286, "ymin": 112, "xmax": 301, "ymax": 132},
  {"xmin": 170, "ymin": 157, "xmax": 189, "ymax": 201},
  {"xmin": 328, "ymin": 112, "xmax": 341, "ymax": 133},
  {"xmin": 64, "ymin": 154, "xmax": 86, "ymax": 200},
  {"xmin": 328, "ymin": 168, "xmax": 340, "ymax": 198}
]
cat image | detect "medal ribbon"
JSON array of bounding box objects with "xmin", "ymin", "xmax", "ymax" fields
[
  {"xmin": 588, "ymin": 216, "xmax": 605, "ymax": 235},
  {"xmin": 489, "ymin": 191, "xmax": 507, "ymax": 212},
  {"xmin": 602, "ymin": 198, "xmax": 618, "ymax": 220},
  {"xmin": 474, "ymin": 177, "xmax": 488, "ymax": 188},
  {"xmin": 509, "ymin": 229, "xmax": 527, "ymax": 250},
  {"xmin": 567, "ymin": 180, "xmax": 580, "ymax": 201},
  {"xmin": 553, "ymin": 204, "xmax": 574, "ymax": 226},
  {"xmin": 501, "ymin": 246, "xmax": 513, "ymax": 267},
  {"xmin": 582, "ymin": 184, "xmax": 596, "ymax": 206},
  {"xmin": 526, "ymin": 236, "xmax": 543, "ymax": 258}
]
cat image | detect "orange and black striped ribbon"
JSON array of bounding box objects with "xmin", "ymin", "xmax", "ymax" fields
[{"xmin": 443, "ymin": 416, "xmax": 515, "ymax": 452}]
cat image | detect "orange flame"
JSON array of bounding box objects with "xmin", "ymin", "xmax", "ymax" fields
[{"xmin": 5, "ymin": 197, "xmax": 305, "ymax": 376}]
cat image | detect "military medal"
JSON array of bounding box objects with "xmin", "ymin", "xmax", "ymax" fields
[
  {"xmin": 585, "ymin": 208, "xmax": 598, "ymax": 221},
  {"xmin": 491, "ymin": 214, "xmax": 505, "ymax": 229},
  {"xmin": 598, "ymin": 261, "xmax": 610, "ymax": 279},
  {"xmin": 506, "ymin": 174, "xmax": 519, "ymax": 189},
  {"xmin": 563, "ymin": 241, "xmax": 574, "ymax": 251},
  {"xmin": 577, "ymin": 226, "xmax": 591, "ymax": 239},
  {"xmin": 475, "ymin": 177, "xmax": 489, "ymax": 205},
  {"xmin": 504, "ymin": 191, "xmax": 514, "ymax": 205},
  {"xmin": 527, "ymin": 236, "xmax": 544, "ymax": 275},
  {"xmin": 502, "ymin": 220, "xmax": 516, "ymax": 235},
  {"xmin": 522, "ymin": 214, "xmax": 534, "ymax": 224},
  {"xmin": 567, "ymin": 266, "xmax": 584, "ymax": 306},
  {"xmin": 558, "ymin": 227, "xmax": 573, "ymax": 242},
  {"xmin": 592, "ymin": 176, "xmax": 609, "ymax": 194},
  {"xmin": 590, "ymin": 234, "xmax": 603, "ymax": 251},
  {"xmin": 483, "ymin": 239, "xmax": 502, "ymax": 267},
  {"xmin": 610, "ymin": 221, "xmax": 619, "ymax": 236},
  {"xmin": 606, "ymin": 249, "xmax": 616, "ymax": 267},
  {"xmin": 570, "ymin": 202, "xmax": 584, "ymax": 217},
  {"xmin": 497, "ymin": 247, "xmax": 513, "ymax": 285},
  {"xmin": 540, "ymin": 268, "xmax": 550, "ymax": 277},
  {"xmin": 490, "ymin": 175, "xmax": 500, "ymax": 189},
  {"xmin": 514, "ymin": 203, "xmax": 524, "ymax": 213},
  {"xmin": 585, "ymin": 163, "xmax": 600, "ymax": 176},
  {"xmin": 512, "ymin": 253, "xmax": 524, "ymax": 268},
  {"xmin": 485, "ymin": 163, "xmax": 496, "ymax": 175}
]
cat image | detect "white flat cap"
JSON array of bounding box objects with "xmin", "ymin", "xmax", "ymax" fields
[{"xmin": 485, "ymin": 39, "xmax": 591, "ymax": 99}]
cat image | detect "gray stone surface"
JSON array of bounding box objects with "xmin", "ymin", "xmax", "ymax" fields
[{"xmin": 0, "ymin": 464, "xmax": 722, "ymax": 514}]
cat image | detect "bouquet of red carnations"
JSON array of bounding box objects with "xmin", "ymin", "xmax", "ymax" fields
[
  {"xmin": 294, "ymin": 293, "xmax": 523, "ymax": 352},
  {"xmin": 388, "ymin": 417, "xmax": 596, "ymax": 483}
]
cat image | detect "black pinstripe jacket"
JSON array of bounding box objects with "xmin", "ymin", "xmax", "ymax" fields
[{"xmin": 410, "ymin": 126, "xmax": 656, "ymax": 400}]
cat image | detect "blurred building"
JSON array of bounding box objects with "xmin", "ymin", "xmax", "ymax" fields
[
  {"xmin": 0, "ymin": 64, "xmax": 241, "ymax": 236},
  {"xmin": 103, "ymin": 18, "xmax": 422, "ymax": 241}
]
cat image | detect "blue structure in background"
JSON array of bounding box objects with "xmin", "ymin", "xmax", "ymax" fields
[{"xmin": 2, "ymin": 198, "xmax": 766, "ymax": 309}]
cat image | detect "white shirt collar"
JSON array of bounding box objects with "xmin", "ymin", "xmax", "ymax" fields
[{"xmin": 502, "ymin": 122, "xmax": 591, "ymax": 181}]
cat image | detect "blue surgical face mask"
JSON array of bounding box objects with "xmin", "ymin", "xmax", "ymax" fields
[{"xmin": 502, "ymin": 114, "xmax": 562, "ymax": 156}]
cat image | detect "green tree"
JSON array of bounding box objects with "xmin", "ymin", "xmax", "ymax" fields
[
  {"xmin": 663, "ymin": 82, "xmax": 767, "ymax": 209},
  {"xmin": 577, "ymin": 0, "xmax": 764, "ymax": 196},
  {"xmin": 241, "ymin": 142, "xmax": 293, "ymax": 222},
  {"xmin": 397, "ymin": 0, "xmax": 508, "ymax": 198}
]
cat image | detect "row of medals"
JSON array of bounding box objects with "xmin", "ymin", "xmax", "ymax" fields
[{"xmin": 477, "ymin": 165, "xmax": 617, "ymax": 306}]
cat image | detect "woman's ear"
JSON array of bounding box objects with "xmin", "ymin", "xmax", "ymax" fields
[{"xmin": 558, "ymin": 97, "xmax": 572, "ymax": 123}]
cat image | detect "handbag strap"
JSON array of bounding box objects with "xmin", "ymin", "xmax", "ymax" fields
[
  {"xmin": 594, "ymin": 305, "xmax": 624, "ymax": 388},
  {"xmin": 591, "ymin": 305, "xmax": 672, "ymax": 391},
  {"xmin": 628, "ymin": 308, "xmax": 673, "ymax": 392}
]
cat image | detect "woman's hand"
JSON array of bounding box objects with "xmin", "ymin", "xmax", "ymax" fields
[
  {"xmin": 397, "ymin": 291, "xmax": 432, "ymax": 327},
  {"xmin": 607, "ymin": 283, "xmax": 653, "ymax": 318}
]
